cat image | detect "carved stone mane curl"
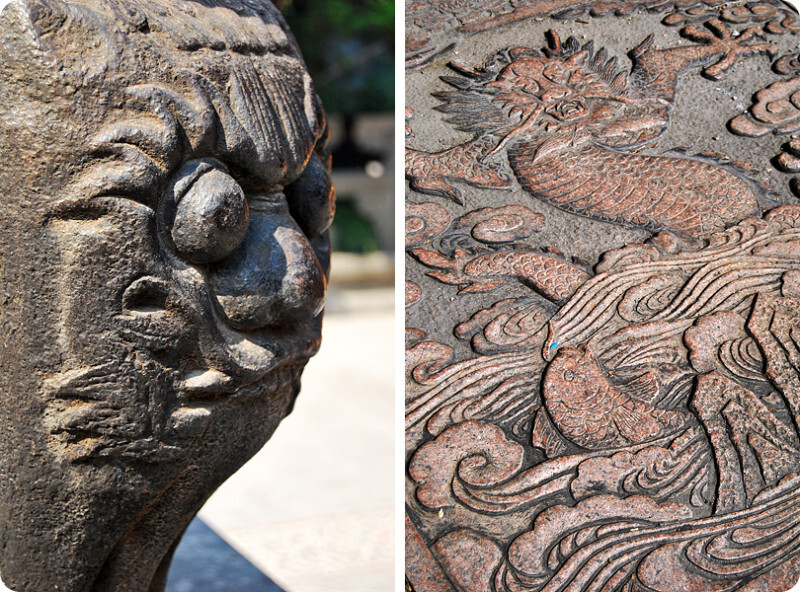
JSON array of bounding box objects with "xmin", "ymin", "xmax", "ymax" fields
[{"xmin": 27, "ymin": 0, "xmax": 291, "ymax": 54}]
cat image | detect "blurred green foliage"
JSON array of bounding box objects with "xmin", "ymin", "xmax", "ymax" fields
[
  {"xmin": 282, "ymin": 0, "xmax": 394, "ymax": 114},
  {"xmin": 330, "ymin": 199, "xmax": 379, "ymax": 253}
]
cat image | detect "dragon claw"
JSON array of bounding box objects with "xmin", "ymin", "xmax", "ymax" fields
[{"xmin": 681, "ymin": 19, "xmax": 777, "ymax": 80}]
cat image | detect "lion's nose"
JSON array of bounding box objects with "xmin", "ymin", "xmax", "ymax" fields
[{"xmin": 209, "ymin": 192, "xmax": 326, "ymax": 331}]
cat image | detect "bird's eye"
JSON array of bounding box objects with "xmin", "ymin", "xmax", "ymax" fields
[
  {"xmin": 563, "ymin": 369, "xmax": 575, "ymax": 381},
  {"xmin": 169, "ymin": 160, "xmax": 249, "ymax": 264}
]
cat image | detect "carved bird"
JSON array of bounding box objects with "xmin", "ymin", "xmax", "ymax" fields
[
  {"xmin": 407, "ymin": 23, "xmax": 777, "ymax": 240},
  {"xmin": 541, "ymin": 346, "xmax": 688, "ymax": 450}
]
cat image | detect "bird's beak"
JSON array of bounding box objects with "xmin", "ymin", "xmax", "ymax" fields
[{"xmin": 580, "ymin": 346, "xmax": 593, "ymax": 363}]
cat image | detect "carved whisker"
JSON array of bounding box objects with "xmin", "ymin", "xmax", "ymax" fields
[{"xmin": 581, "ymin": 91, "xmax": 634, "ymax": 103}]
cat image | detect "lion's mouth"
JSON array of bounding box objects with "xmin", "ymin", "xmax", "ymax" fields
[
  {"xmin": 177, "ymin": 324, "xmax": 316, "ymax": 402},
  {"xmin": 177, "ymin": 362, "xmax": 304, "ymax": 408}
]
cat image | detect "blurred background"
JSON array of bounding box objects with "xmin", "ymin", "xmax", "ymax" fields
[
  {"xmin": 167, "ymin": 1, "xmax": 395, "ymax": 591},
  {"xmin": 286, "ymin": 0, "xmax": 395, "ymax": 259}
]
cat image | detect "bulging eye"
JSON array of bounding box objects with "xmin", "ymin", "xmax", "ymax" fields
[
  {"xmin": 543, "ymin": 65, "xmax": 567, "ymax": 85},
  {"xmin": 563, "ymin": 369, "xmax": 575, "ymax": 381},
  {"xmin": 522, "ymin": 79, "xmax": 540, "ymax": 95},
  {"xmin": 169, "ymin": 160, "xmax": 249, "ymax": 264},
  {"xmin": 285, "ymin": 153, "xmax": 335, "ymax": 239}
]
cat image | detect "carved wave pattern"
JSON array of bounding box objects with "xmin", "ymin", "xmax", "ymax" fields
[{"xmin": 407, "ymin": 209, "xmax": 800, "ymax": 592}]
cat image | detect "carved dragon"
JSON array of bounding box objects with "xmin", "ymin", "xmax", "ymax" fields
[{"xmin": 406, "ymin": 21, "xmax": 777, "ymax": 239}]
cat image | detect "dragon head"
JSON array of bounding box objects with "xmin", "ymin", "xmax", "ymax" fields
[{"xmin": 434, "ymin": 30, "xmax": 670, "ymax": 150}]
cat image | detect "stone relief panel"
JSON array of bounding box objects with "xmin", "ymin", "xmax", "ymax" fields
[{"xmin": 406, "ymin": 1, "xmax": 800, "ymax": 590}]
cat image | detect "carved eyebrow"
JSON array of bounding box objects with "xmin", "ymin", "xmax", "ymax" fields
[
  {"xmin": 93, "ymin": 86, "xmax": 188, "ymax": 172},
  {"xmin": 49, "ymin": 61, "xmax": 322, "ymax": 220},
  {"xmin": 51, "ymin": 79, "xmax": 218, "ymax": 217},
  {"xmin": 171, "ymin": 65, "xmax": 320, "ymax": 189}
]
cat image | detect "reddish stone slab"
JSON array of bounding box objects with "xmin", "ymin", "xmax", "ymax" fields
[{"xmin": 406, "ymin": 1, "xmax": 800, "ymax": 591}]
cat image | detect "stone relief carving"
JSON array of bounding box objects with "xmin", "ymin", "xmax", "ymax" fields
[
  {"xmin": 406, "ymin": 0, "xmax": 800, "ymax": 69},
  {"xmin": 406, "ymin": 1, "xmax": 800, "ymax": 591},
  {"xmin": 406, "ymin": 24, "xmax": 774, "ymax": 236},
  {"xmin": 0, "ymin": 1, "xmax": 332, "ymax": 590}
]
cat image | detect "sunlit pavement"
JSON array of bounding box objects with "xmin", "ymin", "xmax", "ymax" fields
[{"xmin": 197, "ymin": 280, "xmax": 395, "ymax": 592}]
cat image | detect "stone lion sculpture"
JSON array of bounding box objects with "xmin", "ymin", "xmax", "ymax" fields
[{"xmin": 0, "ymin": 1, "xmax": 334, "ymax": 589}]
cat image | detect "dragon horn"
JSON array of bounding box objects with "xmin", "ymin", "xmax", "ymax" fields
[
  {"xmin": 544, "ymin": 29, "xmax": 563, "ymax": 57},
  {"xmin": 447, "ymin": 61, "xmax": 492, "ymax": 81}
]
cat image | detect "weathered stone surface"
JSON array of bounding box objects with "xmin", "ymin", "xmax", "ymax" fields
[
  {"xmin": 406, "ymin": 1, "xmax": 800, "ymax": 591},
  {"xmin": 0, "ymin": 1, "xmax": 332, "ymax": 590}
]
